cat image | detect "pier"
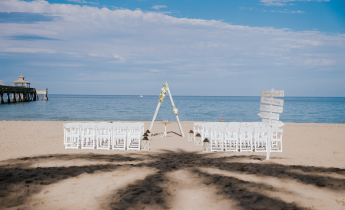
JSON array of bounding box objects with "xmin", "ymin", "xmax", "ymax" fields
[
  {"xmin": 0, "ymin": 85, "xmax": 37, "ymax": 104},
  {"xmin": 0, "ymin": 75, "xmax": 48, "ymax": 104}
]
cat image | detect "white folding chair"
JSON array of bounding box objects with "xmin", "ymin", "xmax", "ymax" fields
[
  {"xmin": 194, "ymin": 122, "xmax": 204, "ymax": 140},
  {"xmin": 271, "ymin": 128, "xmax": 283, "ymax": 152},
  {"xmin": 81, "ymin": 123, "xmax": 96, "ymax": 149},
  {"xmin": 253, "ymin": 127, "xmax": 268, "ymax": 152},
  {"xmin": 203, "ymin": 125, "xmax": 213, "ymax": 142},
  {"xmin": 112, "ymin": 125, "xmax": 127, "ymax": 150},
  {"xmin": 239, "ymin": 127, "xmax": 253, "ymax": 152},
  {"xmin": 64, "ymin": 123, "xmax": 81, "ymax": 149},
  {"xmin": 132, "ymin": 122, "xmax": 145, "ymax": 134},
  {"xmin": 96, "ymin": 123, "xmax": 112, "ymax": 150},
  {"xmin": 224, "ymin": 128, "xmax": 239, "ymax": 152},
  {"xmin": 127, "ymin": 125, "xmax": 142, "ymax": 150},
  {"xmin": 210, "ymin": 128, "xmax": 224, "ymax": 152}
]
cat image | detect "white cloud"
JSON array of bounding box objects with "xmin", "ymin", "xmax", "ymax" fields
[
  {"xmin": 0, "ymin": 0, "xmax": 344, "ymax": 96},
  {"xmin": 149, "ymin": 69, "xmax": 160, "ymax": 72},
  {"xmin": 113, "ymin": 54, "xmax": 125, "ymax": 60},
  {"xmin": 152, "ymin": 5, "xmax": 167, "ymax": 10},
  {"xmin": 260, "ymin": 0, "xmax": 330, "ymax": 6},
  {"xmin": 31, "ymin": 62, "xmax": 85, "ymax": 67},
  {"xmin": 67, "ymin": 0, "xmax": 98, "ymax": 4},
  {"xmin": 89, "ymin": 52, "xmax": 108, "ymax": 57},
  {"xmin": 305, "ymin": 58, "xmax": 334, "ymax": 66},
  {"xmin": 239, "ymin": 7, "xmax": 257, "ymax": 10},
  {"xmin": 2, "ymin": 48, "xmax": 56, "ymax": 54},
  {"xmin": 269, "ymin": 9, "xmax": 305, "ymax": 13}
]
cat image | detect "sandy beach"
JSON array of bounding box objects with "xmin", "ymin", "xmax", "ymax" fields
[{"xmin": 0, "ymin": 121, "xmax": 344, "ymax": 210}]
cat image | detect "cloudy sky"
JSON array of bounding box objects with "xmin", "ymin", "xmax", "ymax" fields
[{"xmin": 0, "ymin": 0, "xmax": 344, "ymax": 96}]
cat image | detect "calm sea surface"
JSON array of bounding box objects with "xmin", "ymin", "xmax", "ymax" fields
[{"xmin": 0, "ymin": 95, "xmax": 344, "ymax": 123}]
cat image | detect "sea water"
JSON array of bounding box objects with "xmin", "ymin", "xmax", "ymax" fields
[{"xmin": 0, "ymin": 95, "xmax": 344, "ymax": 123}]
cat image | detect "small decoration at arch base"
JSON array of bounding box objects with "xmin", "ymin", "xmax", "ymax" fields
[
  {"xmin": 188, "ymin": 130, "xmax": 194, "ymax": 141},
  {"xmin": 145, "ymin": 130, "xmax": 151, "ymax": 137},
  {"xmin": 143, "ymin": 132, "xmax": 150, "ymax": 140},
  {"xmin": 141, "ymin": 136, "xmax": 150, "ymax": 150},
  {"xmin": 194, "ymin": 133, "xmax": 202, "ymax": 146},
  {"xmin": 203, "ymin": 138, "xmax": 210, "ymax": 152}
]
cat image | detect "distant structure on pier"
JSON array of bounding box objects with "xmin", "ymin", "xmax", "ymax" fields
[
  {"xmin": 0, "ymin": 75, "xmax": 48, "ymax": 104},
  {"xmin": 12, "ymin": 75, "xmax": 31, "ymax": 88}
]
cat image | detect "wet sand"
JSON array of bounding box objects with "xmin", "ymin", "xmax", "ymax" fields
[{"xmin": 0, "ymin": 121, "xmax": 344, "ymax": 210}]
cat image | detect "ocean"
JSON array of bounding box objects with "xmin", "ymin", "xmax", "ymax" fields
[{"xmin": 0, "ymin": 95, "xmax": 344, "ymax": 123}]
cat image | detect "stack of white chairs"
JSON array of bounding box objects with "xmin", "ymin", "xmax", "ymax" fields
[
  {"xmin": 271, "ymin": 128, "xmax": 283, "ymax": 152},
  {"xmin": 81, "ymin": 123, "xmax": 96, "ymax": 149},
  {"xmin": 210, "ymin": 128, "xmax": 224, "ymax": 152},
  {"xmin": 224, "ymin": 127, "xmax": 239, "ymax": 152},
  {"xmin": 64, "ymin": 123, "xmax": 81, "ymax": 149},
  {"xmin": 112, "ymin": 125, "xmax": 127, "ymax": 150},
  {"xmin": 193, "ymin": 121, "xmax": 283, "ymax": 153},
  {"xmin": 239, "ymin": 127, "xmax": 253, "ymax": 152},
  {"xmin": 63, "ymin": 122, "xmax": 145, "ymax": 150},
  {"xmin": 127, "ymin": 125, "xmax": 142, "ymax": 150},
  {"xmin": 253, "ymin": 127, "xmax": 268, "ymax": 152},
  {"xmin": 193, "ymin": 122, "xmax": 204, "ymax": 139},
  {"xmin": 96, "ymin": 123, "xmax": 112, "ymax": 150}
]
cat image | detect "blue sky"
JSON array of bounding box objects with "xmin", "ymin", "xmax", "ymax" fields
[{"xmin": 0, "ymin": 0, "xmax": 344, "ymax": 96}]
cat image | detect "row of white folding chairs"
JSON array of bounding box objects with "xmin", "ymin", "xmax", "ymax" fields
[
  {"xmin": 204, "ymin": 126, "xmax": 283, "ymax": 152},
  {"xmin": 63, "ymin": 122, "xmax": 144, "ymax": 150},
  {"xmin": 194, "ymin": 122, "xmax": 266, "ymax": 142},
  {"xmin": 193, "ymin": 122, "xmax": 266, "ymax": 131}
]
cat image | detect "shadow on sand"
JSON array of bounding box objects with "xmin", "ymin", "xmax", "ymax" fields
[{"xmin": 0, "ymin": 151, "xmax": 344, "ymax": 209}]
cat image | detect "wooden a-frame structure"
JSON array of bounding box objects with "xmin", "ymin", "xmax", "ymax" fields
[{"xmin": 149, "ymin": 82, "xmax": 184, "ymax": 137}]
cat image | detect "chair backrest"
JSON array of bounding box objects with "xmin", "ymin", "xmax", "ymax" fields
[
  {"xmin": 254, "ymin": 127, "xmax": 268, "ymax": 133},
  {"xmin": 81, "ymin": 123, "xmax": 96, "ymax": 129},
  {"xmin": 272, "ymin": 128, "xmax": 283, "ymax": 139},
  {"xmin": 226, "ymin": 127, "xmax": 239, "ymax": 133},
  {"xmin": 128, "ymin": 125, "xmax": 141, "ymax": 132},
  {"xmin": 204, "ymin": 125, "xmax": 212, "ymax": 132},
  {"xmin": 97, "ymin": 124, "xmax": 113, "ymax": 130},
  {"xmin": 65, "ymin": 123, "xmax": 81, "ymax": 129},
  {"xmin": 240, "ymin": 127, "xmax": 253, "ymax": 137},
  {"xmin": 211, "ymin": 127, "xmax": 225, "ymax": 137},
  {"xmin": 114, "ymin": 125, "xmax": 127, "ymax": 134},
  {"xmin": 225, "ymin": 128, "xmax": 238, "ymax": 138},
  {"xmin": 272, "ymin": 128, "xmax": 283, "ymax": 133},
  {"xmin": 254, "ymin": 127, "xmax": 268, "ymax": 138}
]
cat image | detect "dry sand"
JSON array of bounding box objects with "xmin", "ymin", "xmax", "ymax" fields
[{"xmin": 0, "ymin": 121, "xmax": 344, "ymax": 210}]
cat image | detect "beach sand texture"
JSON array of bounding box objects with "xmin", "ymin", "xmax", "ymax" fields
[{"xmin": 0, "ymin": 121, "xmax": 344, "ymax": 210}]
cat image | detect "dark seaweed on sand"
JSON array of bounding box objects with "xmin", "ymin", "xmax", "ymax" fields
[{"xmin": 0, "ymin": 151, "xmax": 344, "ymax": 210}]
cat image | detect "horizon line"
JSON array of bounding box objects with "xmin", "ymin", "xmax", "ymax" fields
[{"xmin": 47, "ymin": 94, "xmax": 344, "ymax": 97}]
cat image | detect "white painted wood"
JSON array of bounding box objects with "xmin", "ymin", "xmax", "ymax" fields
[
  {"xmin": 260, "ymin": 105, "xmax": 283, "ymax": 113},
  {"xmin": 149, "ymin": 82, "xmax": 184, "ymax": 137},
  {"xmin": 149, "ymin": 102, "xmax": 161, "ymax": 132},
  {"xmin": 261, "ymin": 97, "xmax": 284, "ymax": 106},
  {"xmin": 166, "ymin": 86, "xmax": 184, "ymax": 137},
  {"xmin": 36, "ymin": 90, "xmax": 46, "ymax": 94},
  {"xmin": 261, "ymin": 90, "xmax": 284, "ymax": 97},
  {"xmin": 257, "ymin": 112, "xmax": 279, "ymax": 120},
  {"xmin": 262, "ymin": 119, "xmax": 285, "ymax": 127}
]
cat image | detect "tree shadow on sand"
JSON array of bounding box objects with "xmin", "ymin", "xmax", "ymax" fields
[
  {"xmin": 0, "ymin": 154, "xmax": 142, "ymax": 209},
  {"xmin": 0, "ymin": 151, "xmax": 344, "ymax": 210}
]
